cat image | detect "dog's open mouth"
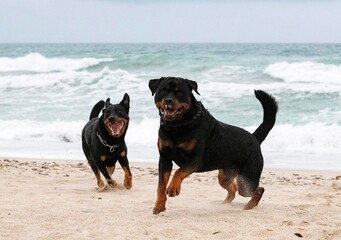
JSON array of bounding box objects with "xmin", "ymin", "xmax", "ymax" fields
[
  {"xmin": 160, "ymin": 106, "xmax": 183, "ymax": 121},
  {"xmin": 105, "ymin": 118, "xmax": 126, "ymax": 137}
]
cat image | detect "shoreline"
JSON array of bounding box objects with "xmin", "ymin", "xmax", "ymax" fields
[{"xmin": 1, "ymin": 157, "xmax": 340, "ymax": 239}]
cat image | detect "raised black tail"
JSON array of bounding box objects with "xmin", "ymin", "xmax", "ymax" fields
[
  {"xmin": 89, "ymin": 100, "xmax": 105, "ymax": 120},
  {"xmin": 252, "ymin": 90, "xmax": 278, "ymax": 145}
]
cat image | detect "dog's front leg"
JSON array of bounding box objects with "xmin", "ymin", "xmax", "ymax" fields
[
  {"xmin": 97, "ymin": 161, "xmax": 117, "ymax": 188},
  {"xmin": 118, "ymin": 156, "xmax": 133, "ymax": 189},
  {"xmin": 153, "ymin": 158, "xmax": 172, "ymax": 214},
  {"xmin": 166, "ymin": 159, "xmax": 201, "ymax": 197}
]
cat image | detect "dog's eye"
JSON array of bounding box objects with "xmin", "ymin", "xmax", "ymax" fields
[{"xmin": 175, "ymin": 90, "xmax": 183, "ymax": 96}]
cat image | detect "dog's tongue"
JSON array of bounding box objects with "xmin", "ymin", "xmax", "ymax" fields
[
  {"xmin": 165, "ymin": 109, "xmax": 176, "ymax": 117},
  {"xmin": 108, "ymin": 122, "xmax": 123, "ymax": 135}
]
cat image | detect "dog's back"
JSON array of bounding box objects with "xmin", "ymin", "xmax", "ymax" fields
[{"xmin": 82, "ymin": 100, "xmax": 105, "ymax": 158}]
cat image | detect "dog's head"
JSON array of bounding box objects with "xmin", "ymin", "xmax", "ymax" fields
[
  {"xmin": 101, "ymin": 93, "xmax": 130, "ymax": 138},
  {"xmin": 149, "ymin": 77, "xmax": 199, "ymax": 122}
]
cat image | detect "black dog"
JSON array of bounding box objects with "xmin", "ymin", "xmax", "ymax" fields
[
  {"xmin": 149, "ymin": 77, "xmax": 278, "ymax": 214},
  {"xmin": 82, "ymin": 93, "xmax": 132, "ymax": 191}
]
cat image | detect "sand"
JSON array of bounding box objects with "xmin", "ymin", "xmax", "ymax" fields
[{"xmin": 0, "ymin": 157, "xmax": 340, "ymax": 240}]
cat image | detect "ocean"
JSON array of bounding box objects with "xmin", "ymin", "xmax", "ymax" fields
[{"xmin": 0, "ymin": 43, "xmax": 340, "ymax": 170}]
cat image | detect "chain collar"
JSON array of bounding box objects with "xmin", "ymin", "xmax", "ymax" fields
[
  {"xmin": 160, "ymin": 102, "xmax": 204, "ymax": 128},
  {"xmin": 96, "ymin": 131, "xmax": 119, "ymax": 153}
]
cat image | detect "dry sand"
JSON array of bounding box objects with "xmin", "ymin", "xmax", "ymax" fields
[{"xmin": 0, "ymin": 158, "xmax": 340, "ymax": 240}]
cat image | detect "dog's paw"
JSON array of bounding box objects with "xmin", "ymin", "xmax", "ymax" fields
[
  {"xmin": 153, "ymin": 205, "xmax": 166, "ymax": 215},
  {"xmin": 108, "ymin": 179, "xmax": 118, "ymax": 188},
  {"xmin": 166, "ymin": 185, "xmax": 181, "ymax": 197},
  {"xmin": 97, "ymin": 184, "xmax": 108, "ymax": 192},
  {"xmin": 124, "ymin": 176, "xmax": 133, "ymax": 190}
]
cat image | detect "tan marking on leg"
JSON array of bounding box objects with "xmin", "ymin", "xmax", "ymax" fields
[
  {"xmin": 225, "ymin": 183, "xmax": 237, "ymax": 203},
  {"xmin": 166, "ymin": 169, "xmax": 192, "ymax": 197},
  {"xmin": 94, "ymin": 169, "xmax": 107, "ymax": 191},
  {"xmin": 122, "ymin": 166, "xmax": 133, "ymax": 189},
  {"xmin": 244, "ymin": 187, "xmax": 265, "ymax": 210},
  {"xmin": 153, "ymin": 171, "xmax": 171, "ymax": 214},
  {"xmin": 107, "ymin": 165, "xmax": 115, "ymax": 176},
  {"xmin": 177, "ymin": 139, "xmax": 197, "ymax": 153},
  {"xmin": 218, "ymin": 169, "xmax": 237, "ymax": 203},
  {"xmin": 108, "ymin": 179, "xmax": 118, "ymax": 188}
]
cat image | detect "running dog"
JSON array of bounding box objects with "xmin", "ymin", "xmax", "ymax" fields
[
  {"xmin": 82, "ymin": 93, "xmax": 132, "ymax": 191},
  {"xmin": 148, "ymin": 77, "xmax": 278, "ymax": 214}
]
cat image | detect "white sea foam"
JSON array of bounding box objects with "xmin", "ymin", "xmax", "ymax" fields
[
  {"xmin": 264, "ymin": 61, "xmax": 341, "ymax": 85},
  {"xmin": 1, "ymin": 44, "xmax": 340, "ymax": 169},
  {"xmin": 0, "ymin": 120, "xmax": 83, "ymax": 142},
  {"xmin": 0, "ymin": 52, "xmax": 113, "ymax": 72},
  {"xmin": 253, "ymin": 123, "xmax": 341, "ymax": 155},
  {"xmin": 0, "ymin": 67, "xmax": 140, "ymax": 90},
  {"xmin": 0, "ymin": 119, "xmax": 340, "ymax": 156}
]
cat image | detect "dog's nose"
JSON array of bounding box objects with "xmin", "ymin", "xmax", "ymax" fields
[{"xmin": 164, "ymin": 98, "xmax": 174, "ymax": 105}]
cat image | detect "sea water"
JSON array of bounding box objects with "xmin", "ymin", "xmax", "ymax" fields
[{"xmin": 0, "ymin": 43, "xmax": 340, "ymax": 170}]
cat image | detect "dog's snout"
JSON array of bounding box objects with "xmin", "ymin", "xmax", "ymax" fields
[{"xmin": 164, "ymin": 98, "xmax": 174, "ymax": 105}]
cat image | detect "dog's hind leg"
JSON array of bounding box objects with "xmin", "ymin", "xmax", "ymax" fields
[
  {"xmin": 218, "ymin": 169, "xmax": 238, "ymax": 203},
  {"xmin": 236, "ymin": 171, "xmax": 264, "ymax": 210},
  {"xmin": 244, "ymin": 187, "xmax": 265, "ymax": 210}
]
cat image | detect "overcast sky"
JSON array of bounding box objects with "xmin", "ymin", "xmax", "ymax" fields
[{"xmin": 0, "ymin": 0, "xmax": 340, "ymax": 43}]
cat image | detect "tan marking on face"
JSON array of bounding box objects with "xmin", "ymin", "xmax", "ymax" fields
[
  {"xmin": 100, "ymin": 155, "xmax": 106, "ymax": 161},
  {"xmin": 155, "ymin": 101, "xmax": 163, "ymax": 110},
  {"xmin": 178, "ymin": 139, "xmax": 197, "ymax": 152},
  {"xmin": 156, "ymin": 98, "xmax": 190, "ymax": 121}
]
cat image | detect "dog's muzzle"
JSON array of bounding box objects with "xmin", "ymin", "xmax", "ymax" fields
[{"xmin": 105, "ymin": 117, "xmax": 127, "ymax": 137}]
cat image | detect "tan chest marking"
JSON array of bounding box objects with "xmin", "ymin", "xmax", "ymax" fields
[
  {"xmin": 177, "ymin": 139, "xmax": 197, "ymax": 153},
  {"xmin": 158, "ymin": 137, "xmax": 172, "ymax": 151}
]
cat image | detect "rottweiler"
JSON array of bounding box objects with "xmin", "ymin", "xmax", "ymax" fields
[
  {"xmin": 81, "ymin": 93, "xmax": 132, "ymax": 191},
  {"xmin": 148, "ymin": 77, "xmax": 278, "ymax": 214}
]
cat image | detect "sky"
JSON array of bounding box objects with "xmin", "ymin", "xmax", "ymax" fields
[{"xmin": 0, "ymin": 0, "xmax": 341, "ymax": 43}]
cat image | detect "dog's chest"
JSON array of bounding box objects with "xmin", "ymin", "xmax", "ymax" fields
[{"xmin": 158, "ymin": 136, "xmax": 197, "ymax": 165}]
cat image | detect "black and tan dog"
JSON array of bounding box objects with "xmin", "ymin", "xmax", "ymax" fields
[
  {"xmin": 149, "ymin": 77, "xmax": 278, "ymax": 214},
  {"xmin": 81, "ymin": 93, "xmax": 132, "ymax": 191}
]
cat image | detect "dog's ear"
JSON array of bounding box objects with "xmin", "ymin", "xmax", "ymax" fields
[
  {"xmin": 149, "ymin": 78, "xmax": 161, "ymax": 96},
  {"xmin": 105, "ymin": 98, "xmax": 111, "ymax": 108},
  {"xmin": 120, "ymin": 93, "xmax": 130, "ymax": 110},
  {"xmin": 186, "ymin": 79, "xmax": 200, "ymax": 95}
]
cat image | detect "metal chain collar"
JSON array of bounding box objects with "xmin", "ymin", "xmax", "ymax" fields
[{"xmin": 96, "ymin": 131, "xmax": 119, "ymax": 153}]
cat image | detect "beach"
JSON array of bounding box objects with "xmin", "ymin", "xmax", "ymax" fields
[
  {"xmin": 1, "ymin": 157, "xmax": 340, "ymax": 240},
  {"xmin": 1, "ymin": 43, "xmax": 341, "ymax": 239}
]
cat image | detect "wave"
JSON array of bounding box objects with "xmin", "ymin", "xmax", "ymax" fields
[
  {"xmin": 0, "ymin": 52, "xmax": 113, "ymax": 73},
  {"xmin": 264, "ymin": 61, "xmax": 341, "ymax": 85},
  {"xmin": 0, "ymin": 119, "xmax": 340, "ymax": 155},
  {"xmin": 249, "ymin": 122, "xmax": 341, "ymax": 155},
  {"xmin": 0, "ymin": 67, "xmax": 140, "ymax": 90}
]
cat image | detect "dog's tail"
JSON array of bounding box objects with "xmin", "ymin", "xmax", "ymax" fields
[
  {"xmin": 252, "ymin": 90, "xmax": 278, "ymax": 145},
  {"xmin": 89, "ymin": 100, "xmax": 105, "ymax": 120}
]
